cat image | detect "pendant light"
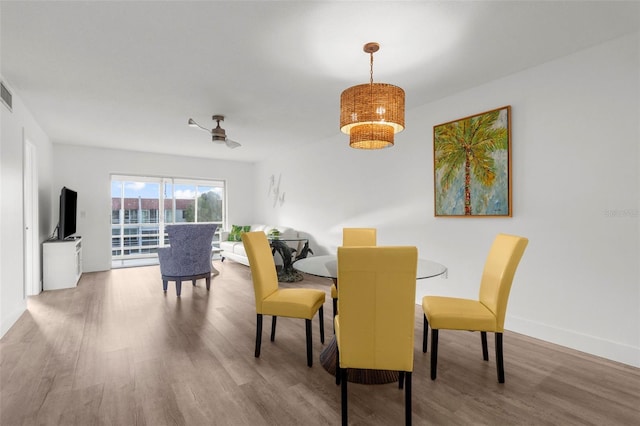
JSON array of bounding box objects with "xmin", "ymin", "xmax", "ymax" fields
[{"xmin": 340, "ymin": 42, "xmax": 405, "ymax": 149}]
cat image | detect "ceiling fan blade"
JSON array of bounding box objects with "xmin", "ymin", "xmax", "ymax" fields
[
  {"xmin": 188, "ymin": 118, "xmax": 212, "ymax": 133},
  {"xmin": 225, "ymin": 139, "xmax": 241, "ymax": 149}
]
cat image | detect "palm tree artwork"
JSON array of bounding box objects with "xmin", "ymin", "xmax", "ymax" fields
[{"xmin": 434, "ymin": 106, "xmax": 511, "ymax": 216}]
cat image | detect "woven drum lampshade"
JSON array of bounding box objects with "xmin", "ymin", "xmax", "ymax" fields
[{"xmin": 340, "ymin": 43, "xmax": 405, "ymax": 149}]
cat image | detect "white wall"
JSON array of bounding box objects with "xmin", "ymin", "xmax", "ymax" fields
[
  {"xmin": 255, "ymin": 33, "xmax": 640, "ymax": 367},
  {"xmin": 1, "ymin": 79, "xmax": 55, "ymax": 337},
  {"xmin": 52, "ymin": 144, "xmax": 256, "ymax": 272}
]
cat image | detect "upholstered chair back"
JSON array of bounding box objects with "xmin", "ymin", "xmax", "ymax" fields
[
  {"xmin": 478, "ymin": 234, "xmax": 529, "ymax": 331},
  {"xmin": 242, "ymin": 231, "xmax": 279, "ymax": 313},
  {"xmin": 159, "ymin": 224, "xmax": 217, "ymax": 277},
  {"xmin": 336, "ymin": 246, "xmax": 418, "ymax": 372},
  {"xmin": 342, "ymin": 228, "xmax": 377, "ymax": 247}
]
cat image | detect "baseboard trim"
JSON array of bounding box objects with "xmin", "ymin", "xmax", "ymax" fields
[
  {"xmin": 507, "ymin": 316, "xmax": 640, "ymax": 368},
  {"xmin": 1, "ymin": 303, "xmax": 26, "ymax": 338}
]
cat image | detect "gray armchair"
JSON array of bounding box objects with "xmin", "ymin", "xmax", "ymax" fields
[{"xmin": 158, "ymin": 224, "xmax": 218, "ymax": 296}]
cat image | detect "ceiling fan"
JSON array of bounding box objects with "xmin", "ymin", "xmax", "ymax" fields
[{"xmin": 188, "ymin": 115, "xmax": 241, "ymax": 149}]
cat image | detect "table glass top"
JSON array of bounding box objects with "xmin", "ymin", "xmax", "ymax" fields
[
  {"xmin": 293, "ymin": 254, "xmax": 447, "ymax": 280},
  {"xmin": 267, "ymin": 237, "xmax": 309, "ymax": 242}
]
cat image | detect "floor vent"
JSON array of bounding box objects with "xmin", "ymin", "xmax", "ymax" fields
[{"xmin": 1, "ymin": 81, "xmax": 13, "ymax": 112}]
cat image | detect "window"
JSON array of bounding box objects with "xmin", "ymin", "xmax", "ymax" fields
[
  {"xmin": 171, "ymin": 182, "xmax": 224, "ymax": 223},
  {"xmin": 111, "ymin": 175, "xmax": 226, "ymax": 264}
]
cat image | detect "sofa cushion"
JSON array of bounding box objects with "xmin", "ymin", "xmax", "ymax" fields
[
  {"xmin": 233, "ymin": 243, "xmax": 248, "ymax": 258},
  {"xmin": 220, "ymin": 240, "xmax": 238, "ymax": 252}
]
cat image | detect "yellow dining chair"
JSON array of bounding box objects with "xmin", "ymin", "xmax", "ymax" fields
[
  {"xmin": 422, "ymin": 233, "xmax": 528, "ymax": 383},
  {"xmin": 335, "ymin": 246, "xmax": 418, "ymax": 426},
  {"xmin": 242, "ymin": 231, "xmax": 325, "ymax": 367},
  {"xmin": 331, "ymin": 228, "xmax": 377, "ymax": 322}
]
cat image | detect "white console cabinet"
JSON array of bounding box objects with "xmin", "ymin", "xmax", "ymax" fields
[{"xmin": 43, "ymin": 237, "xmax": 83, "ymax": 290}]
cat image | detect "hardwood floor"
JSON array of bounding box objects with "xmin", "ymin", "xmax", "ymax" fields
[{"xmin": 1, "ymin": 260, "xmax": 639, "ymax": 425}]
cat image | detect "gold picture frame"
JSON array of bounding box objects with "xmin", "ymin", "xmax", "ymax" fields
[{"xmin": 433, "ymin": 106, "xmax": 512, "ymax": 217}]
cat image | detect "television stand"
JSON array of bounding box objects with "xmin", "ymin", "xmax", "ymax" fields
[{"xmin": 43, "ymin": 237, "xmax": 83, "ymax": 290}]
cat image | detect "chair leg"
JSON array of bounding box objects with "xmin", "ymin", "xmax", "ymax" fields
[
  {"xmin": 496, "ymin": 332, "xmax": 505, "ymax": 383},
  {"xmin": 481, "ymin": 331, "xmax": 489, "ymax": 361},
  {"xmin": 332, "ymin": 279, "xmax": 338, "ymax": 334},
  {"xmin": 336, "ymin": 346, "xmax": 341, "ymax": 385},
  {"xmin": 305, "ymin": 319, "xmax": 313, "ymax": 367},
  {"xmin": 332, "ymin": 297, "xmax": 338, "ymax": 317},
  {"xmin": 399, "ymin": 371, "xmax": 405, "ymax": 389},
  {"xmin": 205, "ymin": 276, "xmax": 211, "ymax": 291},
  {"xmin": 405, "ymin": 372, "xmax": 412, "ymax": 426},
  {"xmin": 175, "ymin": 279, "xmax": 182, "ymax": 297},
  {"xmin": 341, "ymin": 368, "xmax": 348, "ymax": 426},
  {"xmin": 270, "ymin": 316, "xmax": 277, "ymax": 341},
  {"xmin": 319, "ymin": 306, "xmax": 325, "ymax": 344},
  {"xmin": 255, "ymin": 314, "xmax": 263, "ymax": 358},
  {"xmin": 430, "ymin": 329, "xmax": 439, "ymax": 380},
  {"xmin": 422, "ymin": 315, "xmax": 429, "ymax": 353},
  {"xmin": 162, "ymin": 280, "xmax": 168, "ymax": 292},
  {"xmin": 192, "ymin": 279, "xmax": 196, "ymax": 287}
]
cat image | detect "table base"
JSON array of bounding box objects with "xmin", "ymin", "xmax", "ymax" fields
[
  {"xmin": 319, "ymin": 337, "xmax": 400, "ymax": 385},
  {"xmin": 277, "ymin": 268, "xmax": 304, "ymax": 283}
]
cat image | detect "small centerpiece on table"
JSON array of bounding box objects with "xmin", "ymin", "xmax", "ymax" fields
[{"xmin": 267, "ymin": 228, "xmax": 281, "ymax": 240}]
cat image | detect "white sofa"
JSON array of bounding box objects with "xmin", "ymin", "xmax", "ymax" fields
[{"xmin": 219, "ymin": 224, "xmax": 300, "ymax": 266}]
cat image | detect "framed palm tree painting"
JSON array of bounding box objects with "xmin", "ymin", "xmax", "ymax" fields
[{"xmin": 433, "ymin": 106, "xmax": 512, "ymax": 217}]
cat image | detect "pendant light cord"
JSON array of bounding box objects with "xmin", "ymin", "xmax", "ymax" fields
[{"xmin": 370, "ymin": 51, "xmax": 374, "ymax": 84}]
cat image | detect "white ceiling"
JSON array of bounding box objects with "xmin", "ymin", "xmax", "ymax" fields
[{"xmin": 2, "ymin": 1, "xmax": 639, "ymax": 162}]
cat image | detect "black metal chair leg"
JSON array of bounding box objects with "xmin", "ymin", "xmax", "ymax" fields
[
  {"xmin": 430, "ymin": 329, "xmax": 439, "ymax": 380},
  {"xmin": 399, "ymin": 371, "xmax": 405, "ymax": 389},
  {"xmin": 481, "ymin": 331, "xmax": 489, "ymax": 361},
  {"xmin": 496, "ymin": 332, "xmax": 505, "ymax": 383},
  {"xmin": 305, "ymin": 319, "xmax": 313, "ymax": 367},
  {"xmin": 319, "ymin": 306, "xmax": 325, "ymax": 344},
  {"xmin": 255, "ymin": 314, "xmax": 263, "ymax": 358},
  {"xmin": 423, "ymin": 315, "xmax": 429, "ymax": 353},
  {"xmin": 405, "ymin": 372, "xmax": 412, "ymax": 426},
  {"xmin": 270, "ymin": 316, "xmax": 277, "ymax": 341},
  {"xmin": 341, "ymin": 368, "xmax": 348, "ymax": 426}
]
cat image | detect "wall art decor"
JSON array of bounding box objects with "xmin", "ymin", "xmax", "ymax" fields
[
  {"xmin": 267, "ymin": 173, "xmax": 285, "ymax": 208},
  {"xmin": 433, "ymin": 105, "xmax": 511, "ymax": 217}
]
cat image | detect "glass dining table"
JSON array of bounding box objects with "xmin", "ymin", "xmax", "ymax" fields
[{"xmin": 293, "ymin": 254, "xmax": 447, "ymax": 384}]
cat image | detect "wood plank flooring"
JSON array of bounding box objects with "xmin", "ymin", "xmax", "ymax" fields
[{"xmin": 1, "ymin": 260, "xmax": 639, "ymax": 425}]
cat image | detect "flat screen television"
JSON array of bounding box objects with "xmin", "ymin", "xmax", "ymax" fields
[{"xmin": 58, "ymin": 187, "xmax": 78, "ymax": 240}]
